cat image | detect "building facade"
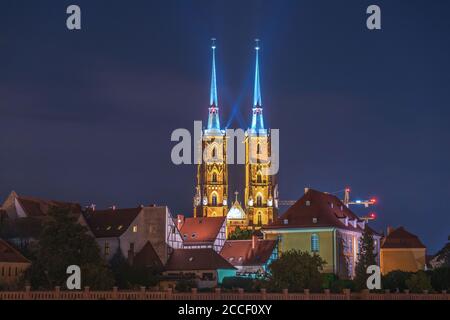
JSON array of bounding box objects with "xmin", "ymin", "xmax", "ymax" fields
[
  {"xmin": 262, "ymin": 188, "xmax": 381, "ymax": 279},
  {"xmin": 0, "ymin": 239, "xmax": 30, "ymax": 286},
  {"xmin": 80, "ymin": 205, "xmax": 183, "ymax": 266},
  {"xmin": 194, "ymin": 40, "xmax": 229, "ymax": 219},
  {"xmin": 380, "ymin": 226, "xmax": 426, "ymax": 274},
  {"xmin": 243, "ymin": 42, "xmax": 278, "ymax": 228},
  {"xmin": 193, "ymin": 40, "xmax": 278, "ymax": 232}
]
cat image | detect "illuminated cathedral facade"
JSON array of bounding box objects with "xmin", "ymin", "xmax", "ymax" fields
[{"xmin": 193, "ymin": 39, "xmax": 279, "ymax": 233}]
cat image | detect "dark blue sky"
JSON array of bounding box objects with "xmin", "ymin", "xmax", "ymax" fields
[{"xmin": 1, "ymin": 0, "xmax": 449, "ymax": 253}]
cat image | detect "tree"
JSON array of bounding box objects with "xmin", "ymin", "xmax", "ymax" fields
[
  {"xmin": 227, "ymin": 227, "xmax": 253, "ymax": 240},
  {"xmin": 429, "ymin": 267, "xmax": 450, "ymax": 291},
  {"xmin": 382, "ymin": 270, "xmax": 412, "ymax": 292},
  {"xmin": 109, "ymin": 250, "xmax": 161, "ymax": 289},
  {"xmin": 25, "ymin": 207, "xmax": 114, "ymax": 290},
  {"xmin": 267, "ymin": 249, "xmax": 325, "ymax": 292},
  {"xmin": 354, "ymin": 228, "xmax": 377, "ymax": 291},
  {"xmin": 406, "ymin": 271, "xmax": 432, "ymax": 293}
]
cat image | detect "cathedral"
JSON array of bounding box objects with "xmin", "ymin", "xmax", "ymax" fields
[{"xmin": 193, "ymin": 39, "xmax": 279, "ymax": 233}]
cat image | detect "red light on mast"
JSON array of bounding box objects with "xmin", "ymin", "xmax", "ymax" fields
[{"xmin": 369, "ymin": 212, "xmax": 377, "ymax": 219}]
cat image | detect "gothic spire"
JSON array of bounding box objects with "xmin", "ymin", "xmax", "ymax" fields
[
  {"xmin": 251, "ymin": 39, "xmax": 265, "ymax": 131},
  {"xmin": 207, "ymin": 38, "xmax": 220, "ymax": 131}
]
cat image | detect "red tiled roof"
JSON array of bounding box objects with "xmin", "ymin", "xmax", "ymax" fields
[
  {"xmin": 0, "ymin": 239, "xmax": 30, "ymax": 263},
  {"xmin": 179, "ymin": 217, "xmax": 225, "ymax": 244},
  {"xmin": 220, "ymin": 239, "xmax": 277, "ymax": 266},
  {"xmin": 165, "ymin": 249, "xmax": 236, "ymax": 271},
  {"xmin": 381, "ymin": 227, "xmax": 426, "ymax": 249},
  {"xmin": 134, "ymin": 241, "xmax": 163, "ymax": 269},
  {"xmin": 82, "ymin": 207, "xmax": 141, "ymax": 238},
  {"xmin": 16, "ymin": 195, "xmax": 81, "ymax": 217},
  {"xmin": 263, "ymin": 189, "xmax": 376, "ymax": 233}
]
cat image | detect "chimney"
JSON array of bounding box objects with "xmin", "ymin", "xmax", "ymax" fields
[
  {"xmin": 177, "ymin": 214, "xmax": 185, "ymax": 230},
  {"xmin": 304, "ymin": 187, "xmax": 309, "ymax": 194},
  {"xmin": 252, "ymin": 234, "xmax": 258, "ymax": 250},
  {"xmin": 90, "ymin": 204, "xmax": 96, "ymax": 211},
  {"xmin": 387, "ymin": 226, "xmax": 394, "ymax": 236}
]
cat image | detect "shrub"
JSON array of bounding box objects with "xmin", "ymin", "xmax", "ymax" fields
[
  {"xmin": 405, "ymin": 271, "xmax": 432, "ymax": 293},
  {"xmin": 382, "ymin": 270, "xmax": 412, "ymax": 292},
  {"xmin": 429, "ymin": 267, "xmax": 450, "ymax": 291},
  {"xmin": 221, "ymin": 277, "xmax": 257, "ymax": 292}
]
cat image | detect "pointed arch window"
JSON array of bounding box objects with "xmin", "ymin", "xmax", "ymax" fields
[
  {"xmin": 257, "ymin": 173, "xmax": 262, "ymax": 184},
  {"xmin": 256, "ymin": 195, "xmax": 263, "ymax": 207},
  {"xmin": 311, "ymin": 234, "xmax": 320, "ymax": 253},
  {"xmin": 212, "ymin": 147, "xmax": 217, "ymax": 159},
  {"xmin": 257, "ymin": 212, "xmax": 262, "ymax": 226},
  {"xmin": 212, "ymin": 172, "xmax": 218, "ymax": 183},
  {"xmin": 212, "ymin": 194, "xmax": 218, "ymax": 206},
  {"xmin": 257, "ymin": 143, "xmax": 262, "ymax": 155}
]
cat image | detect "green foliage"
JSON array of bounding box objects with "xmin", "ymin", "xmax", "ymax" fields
[
  {"xmin": 267, "ymin": 249, "xmax": 325, "ymax": 292},
  {"xmin": 221, "ymin": 277, "xmax": 258, "ymax": 292},
  {"xmin": 322, "ymin": 274, "xmax": 354, "ymax": 293},
  {"xmin": 382, "ymin": 270, "xmax": 412, "ymax": 292},
  {"xmin": 24, "ymin": 207, "xmax": 114, "ymax": 290},
  {"xmin": 109, "ymin": 250, "xmax": 161, "ymax": 289},
  {"xmin": 175, "ymin": 279, "xmax": 197, "ymax": 292},
  {"xmin": 354, "ymin": 228, "xmax": 377, "ymax": 291},
  {"xmin": 227, "ymin": 227, "xmax": 252, "ymax": 240},
  {"xmin": 405, "ymin": 271, "xmax": 432, "ymax": 293},
  {"xmin": 429, "ymin": 267, "xmax": 450, "ymax": 291}
]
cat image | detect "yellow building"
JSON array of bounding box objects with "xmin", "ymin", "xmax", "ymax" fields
[
  {"xmin": 243, "ymin": 40, "xmax": 278, "ymax": 229},
  {"xmin": 0, "ymin": 239, "xmax": 30, "ymax": 286},
  {"xmin": 380, "ymin": 226, "xmax": 426, "ymax": 274},
  {"xmin": 262, "ymin": 188, "xmax": 381, "ymax": 279},
  {"xmin": 193, "ymin": 40, "xmax": 228, "ymax": 218}
]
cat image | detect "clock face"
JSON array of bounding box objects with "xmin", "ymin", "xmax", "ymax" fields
[{"xmin": 1, "ymin": 2, "xmax": 449, "ymax": 304}]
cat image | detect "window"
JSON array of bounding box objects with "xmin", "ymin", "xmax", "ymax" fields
[
  {"xmin": 257, "ymin": 143, "xmax": 262, "ymax": 155},
  {"xmin": 133, "ymin": 225, "xmax": 138, "ymax": 233},
  {"xmin": 212, "ymin": 147, "xmax": 217, "ymax": 158},
  {"xmin": 212, "ymin": 172, "xmax": 217, "ymax": 183},
  {"xmin": 212, "ymin": 194, "xmax": 217, "ymax": 206},
  {"xmin": 257, "ymin": 174, "xmax": 262, "ymax": 184},
  {"xmin": 104, "ymin": 242, "xmax": 110, "ymax": 256},
  {"xmin": 257, "ymin": 212, "xmax": 262, "ymax": 226},
  {"xmin": 256, "ymin": 195, "xmax": 262, "ymax": 207},
  {"xmin": 311, "ymin": 234, "xmax": 320, "ymax": 252}
]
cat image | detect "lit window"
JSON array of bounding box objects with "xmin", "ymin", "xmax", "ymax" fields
[
  {"xmin": 212, "ymin": 194, "xmax": 217, "ymax": 206},
  {"xmin": 212, "ymin": 172, "xmax": 217, "ymax": 183},
  {"xmin": 104, "ymin": 242, "xmax": 110, "ymax": 256},
  {"xmin": 257, "ymin": 195, "xmax": 262, "ymax": 207},
  {"xmin": 133, "ymin": 225, "xmax": 138, "ymax": 233},
  {"xmin": 311, "ymin": 234, "xmax": 319, "ymax": 252}
]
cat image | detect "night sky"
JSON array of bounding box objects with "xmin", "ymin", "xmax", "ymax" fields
[{"xmin": 1, "ymin": 0, "xmax": 449, "ymax": 253}]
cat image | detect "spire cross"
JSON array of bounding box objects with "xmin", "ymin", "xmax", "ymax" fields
[{"xmin": 234, "ymin": 191, "xmax": 239, "ymax": 202}]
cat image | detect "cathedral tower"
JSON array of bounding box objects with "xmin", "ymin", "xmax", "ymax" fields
[
  {"xmin": 194, "ymin": 39, "xmax": 229, "ymax": 218},
  {"xmin": 244, "ymin": 40, "xmax": 278, "ymax": 227}
]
